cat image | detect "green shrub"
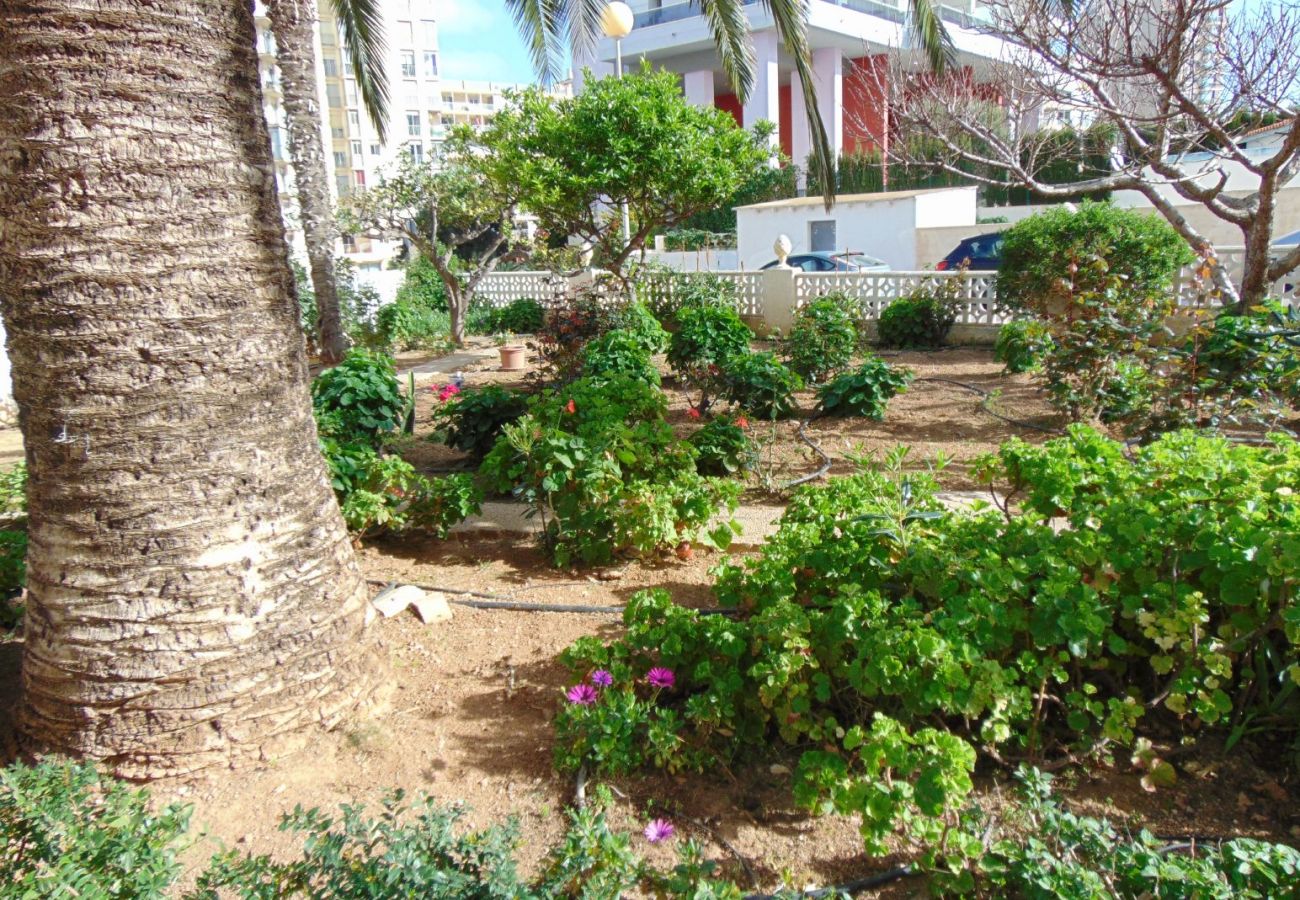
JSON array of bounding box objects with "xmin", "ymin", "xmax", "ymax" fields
[
  {"xmin": 1096, "ymin": 357, "xmax": 1158, "ymax": 424},
  {"xmin": 396, "ymin": 254, "xmax": 450, "ymax": 312},
  {"xmin": 1, "ymin": 760, "xmax": 190, "ymax": 900},
  {"xmin": 377, "ymin": 298, "xmax": 448, "ymax": 351},
  {"xmin": 194, "ymin": 789, "xmax": 740, "ymax": 899},
  {"xmin": 688, "ymin": 414, "xmax": 757, "ymax": 476},
  {"xmin": 815, "ymin": 357, "xmax": 913, "ymax": 419},
  {"xmin": 555, "ymin": 428, "xmax": 1300, "ymax": 857},
  {"xmin": 0, "ymin": 529, "xmax": 26, "ymax": 596},
  {"xmin": 667, "ymin": 304, "xmax": 751, "ymax": 377},
  {"xmin": 993, "ymin": 320, "xmax": 1054, "ymax": 374},
  {"xmin": 996, "ymin": 201, "xmax": 1194, "ymax": 314},
  {"xmin": 781, "ymin": 295, "xmax": 858, "ymax": 383},
  {"xmin": 311, "ymin": 349, "xmax": 406, "ymax": 444},
  {"xmin": 535, "ymin": 291, "xmax": 627, "ymax": 382},
  {"xmin": 432, "ymin": 385, "xmax": 529, "ymax": 460},
  {"xmin": 721, "ymin": 351, "xmax": 803, "ymax": 419},
  {"xmin": 0, "ymin": 462, "xmax": 25, "ymax": 518},
  {"xmin": 877, "ymin": 283, "xmax": 958, "ymax": 349},
  {"xmin": 322, "ymin": 439, "xmax": 481, "ymax": 537},
  {"xmin": 485, "ymin": 297, "xmax": 546, "ymax": 334},
  {"xmin": 611, "ymin": 301, "xmax": 670, "ymax": 355},
  {"xmin": 479, "ymin": 375, "xmax": 741, "ymax": 567},
  {"xmin": 639, "ymin": 270, "xmax": 738, "ymax": 328},
  {"xmin": 582, "ymin": 329, "xmax": 661, "ymax": 386}
]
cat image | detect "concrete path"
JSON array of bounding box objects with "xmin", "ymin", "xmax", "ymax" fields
[
  {"xmin": 452, "ymin": 491, "xmax": 999, "ymax": 547},
  {"xmin": 398, "ymin": 348, "xmax": 499, "ymax": 383}
]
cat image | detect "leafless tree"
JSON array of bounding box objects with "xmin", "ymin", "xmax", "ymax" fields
[{"xmin": 871, "ymin": 0, "xmax": 1300, "ymax": 308}]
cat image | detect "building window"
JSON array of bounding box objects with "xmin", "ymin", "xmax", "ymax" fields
[
  {"xmin": 354, "ymin": 169, "xmax": 366, "ymax": 187},
  {"xmin": 331, "ymin": 126, "xmax": 345, "ymax": 139},
  {"xmin": 325, "ymin": 82, "xmax": 342, "ymax": 106},
  {"xmin": 809, "ymin": 220, "xmax": 836, "ymax": 253},
  {"xmin": 335, "ymin": 174, "xmax": 350, "ymax": 196},
  {"xmin": 443, "ymin": 92, "xmax": 454, "ymax": 105},
  {"xmin": 347, "ymin": 109, "xmax": 360, "ymax": 127},
  {"xmin": 423, "ymin": 51, "xmax": 438, "ymax": 78},
  {"xmin": 369, "ymin": 142, "xmax": 382, "ymax": 156},
  {"xmin": 268, "ymin": 126, "xmax": 284, "ymax": 158},
  {"xmin": 351, "ymin": 139, "xmax": 363, "ymax": 156},
  {"xmin": 341, "ymin": 233, "xmax": 357, "ymax": 251},
  {"xmin": 345, "ymin": 78, "xmax": 358, "ymax": 104},
  {"xmin": 408, "ymin": 143, "xmax": 424, "ymax": 163},
  {"xmin": 403, "ymin": 79, "xmax": 419, "ymax": 105},
  {"xmin": 406, "ymin": 112, "xmax": 421, "ymax": 136},
  {"xmin": 400, "ymin": 50, "xmax": 416, "ymax": 78},
  {"xmin": 398, "ymin": 20, "xmax": 414, "ymax": 44},
  {"xmin": 441, "ymin": 114, "xmax": 453, "ymax": 126},
  {"xmin": 322, "ymin": 58, "xmax": 337, "ymax": 77},
  {"xmin": 333, "ymin": 150, "xmax": 347, "ymax": 167},
  {"xmin": 421, "ymin": 20, "xmax": 437, "ymax": 45}
]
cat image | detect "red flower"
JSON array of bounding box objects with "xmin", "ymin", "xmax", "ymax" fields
[
  {"xmin": 736, "ymin": 416, "xmax": 749, "ymax": 429},
  {"xmin": 687, "ymin": 408, "xmax": 702, "ymax": 420},
  {"xmin": 566, "ymin": 399, "xmax": 576, "ymax": 414}
]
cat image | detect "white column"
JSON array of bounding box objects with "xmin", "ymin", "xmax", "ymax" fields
[
  {"xmin": 812, "ymin": 47, "xmax": 843, "ymax": 159},
  {"xmin": 743, "ymin": 30, "xmax": 780, "ymax": 150},
  {"xmin": 683, "ymin": 69, "xmax": 714, "ymax": 108}
]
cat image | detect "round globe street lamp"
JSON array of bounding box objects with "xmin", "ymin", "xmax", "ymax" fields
[
  {"xmin": 600, "ymin": 1, "xmax": 634, "ymax": 75},
  {"xmin": 601, "ymin": 2, "xmax": 634, "ymax": 243}
]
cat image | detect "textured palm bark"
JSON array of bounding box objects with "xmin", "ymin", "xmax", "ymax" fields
[
  {"xmin": 270, "ymin": 0, "xmax": 349, "ymax": 365},
  {"xmin": 0, "ymin": 0, "xmax": 380, "ymax": 777}
]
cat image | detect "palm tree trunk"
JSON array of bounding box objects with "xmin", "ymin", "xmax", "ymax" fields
[
  {"xmin": 270, "ymin": 0, "xmax": 350, "ymax": 365},
  {"xmin": 0, "ymin": 0, "xmax": 379, "ymax": 777}
]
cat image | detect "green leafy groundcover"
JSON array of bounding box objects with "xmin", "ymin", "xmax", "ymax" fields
[{"xmin": 557, "ymin": 427, "xmax": 1300, "ymax": 867}]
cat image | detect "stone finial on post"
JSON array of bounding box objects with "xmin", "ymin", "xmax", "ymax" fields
[{"xmin": 773, "ymin": 233, "xmax": 793, "ymax": 268}]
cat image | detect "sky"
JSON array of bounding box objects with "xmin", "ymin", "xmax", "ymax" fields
[{"xmin": 437, "ymin": 1, "xmax": 570, "ymax": 86}]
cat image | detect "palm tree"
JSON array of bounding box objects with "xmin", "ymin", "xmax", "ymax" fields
[
  {"xmin": 0, "ymin": 0, "xmax": 378, "ymax": 776},
  {"xmin": 506, "ymin": 0, "xmax": 957, "ymax": 202},
  {"xmin": 269, "ymin": 0, "xmax": 389, "ymax": 365}
]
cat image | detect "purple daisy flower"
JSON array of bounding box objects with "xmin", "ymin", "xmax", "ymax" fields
[
  {"xmin": 566, "ymin": 683, "xmax": 598, "ymax": 705},
  {"xmin": 590, "ymin": 669, "xmax": 613, "ymax": 687},
  {"xmin": 643, "ymin": 818, "xmax": 675, "ymax": 843},
  {"xmin": 646, "ymin": 667, "xmax": 676, "ymax": 690}
]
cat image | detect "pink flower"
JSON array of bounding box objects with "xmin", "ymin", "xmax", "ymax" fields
[
  {"xmin": 643, "ymin": 818, "xmax": 675, "ymax": 843},
  {"xmin": 566, "ymin": 684, "xmax": 598, "ymax": 705},
  {"xmin": 646, "ymin": 667, "xmax": 675, "ymax": 690},
  {"xmin": 590, "ymin": 669, "xmax": 613, "ymax": 687},
  {"xmin": 435, "ymin": 383, "xmax": 461, "ymax": 402},
  {"xmin": 687, "ymin": 408, "xmax": 702, "ymax": 420},
  {"xmin": 735, "ymin": 416, "xmax": 749, "ymax": 429}
]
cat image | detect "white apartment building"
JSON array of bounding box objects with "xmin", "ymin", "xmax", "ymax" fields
[
  {"xmin": 577, "ymin": 0, "xmax": 1008, "ymax": 167},
  {"xmin": 254, "ymin": 1, "xmax": 570, "ymax": 271}
]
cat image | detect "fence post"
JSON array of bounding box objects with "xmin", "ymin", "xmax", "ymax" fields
[{"xmin": 760, "ymin": 267, "xmax": 799, "ymax": 336}]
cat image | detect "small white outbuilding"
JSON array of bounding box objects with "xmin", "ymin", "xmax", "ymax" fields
[{"xmin": 735, "ymin": 186, "xmax": 979, "ymax": 270}]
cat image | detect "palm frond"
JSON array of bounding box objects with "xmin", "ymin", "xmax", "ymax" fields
[
  {"xmin": 505, "ymin": 0, "xmax": 567, "ymax": 85},
  {"xmin": 908, "ymin": 0, "xmax": 958, "ymax": 74},
  {"xmin": 698, "ymin": 0, "xmax": 756, "ymax": 101},
  {"xmin": 764, "ymin": 0, "xmax": 835, "ymax": 206},
  {"xmin": 329, "ymin": 0, "xmax": 390, "ymax": 142}
]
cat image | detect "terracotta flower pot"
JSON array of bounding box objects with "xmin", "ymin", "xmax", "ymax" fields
[{"xmin": 498, "ymin": 345, "xmax": 527, "ymax": 371}]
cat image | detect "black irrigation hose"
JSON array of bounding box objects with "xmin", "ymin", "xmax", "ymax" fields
[
  {"xmin": 781, "ymin": 413, "xmax": 833, "ymax": 491},
  {"xmin": 914, "ymin": 376, "xmax": 1065, "ymax": 436},
  {"xmin": 741, "ymin": 865, "xmax": 916, "ymax": 899}
]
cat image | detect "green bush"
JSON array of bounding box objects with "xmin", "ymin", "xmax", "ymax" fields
[
  {"xmin": 1096, "ymin": 358, "xmax": 1158, "ymax": 424},
  {"xmin": 721, "ymin": 351, "xmax": 803, "ymax": 420},
  {"xmin": 1, "ymin": 760, "xmax": 190, "ymax": 900},
  {"xmin": 479, "ymin": 375, "xmax": 741, "ymax": 567},
  {"xmin": 815, "ymin": 357, "xmax": 913, "ymax": 419},
  {"xmin": 485, "ymin": 297, "xmax": 546, "ymax": 334},
  {"xmin": 396, "ymin": 254, "xmax": 450, "ymax": 312},
  {"xmin": 996, "ymin": 201, "xmax": 1194, "ymax": 314},
  {"xmin": 321, "ymin": 438, "xmax": 481, "ymax": 537},
  {"xmin": 667, "ymin": 304, "xmax": 751, "ymax": 376},
  {"xmin": 432, "ymin": 385, "xmax": 529, "ymax": 460},
  {"xmin": 688, "ymin": 414, "xmax": 757, "ymax": 477},
  {"xmin": 535, "ymin": 291, "xmax": 627, "ymax": 382},
  {"xmin": 877, "ymin": 284, "xmax": 958, "ymax": 349},
  {"xmin": 993, "ymin": 320, "xmax": 1054, "ymax": 374},
  {"xmin": 582, "ymin": 329, "xmax": 661, "ymax": 386},
  {"xmin": 377, "ymin": 298, "xmax": 448, "ymax": 351},
  {"xmin": 781, "ymin": 295, "xmax": 858, "ymax": 383},
  {"xmin": 555, "ymin": 428, "xmax": 1300, "ymax": 857},
  {"xmin": 611, "ymin": 301, "xmax": 670, "ymax": 355},
  {"xmin": 0, "ymin": 529, "xmax": 26, "ymax": 596},
  {"xmin": 0, "ymin": 462, "xmax": 25, "ymax": 519},
  {"xmin": 639, "ymin": 270, "xmax": 738, "ymax": 328},
  {"xmin": 311, "ymin": 349, "xmax": 407, "ymax": 444}
]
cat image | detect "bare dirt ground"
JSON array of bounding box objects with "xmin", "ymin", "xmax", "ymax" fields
[{"xmin": 1, "ymin": 346, "xmax": 1297, "ymax": 896}]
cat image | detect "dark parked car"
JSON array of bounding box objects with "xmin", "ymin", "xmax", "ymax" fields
[
  {"xmin": 761, "ymin": 251, "xmax": 889, "ymax": 272},
  {"xmin": 936, "ymin": 232, "xmax": 1004, "ymax": 271}
]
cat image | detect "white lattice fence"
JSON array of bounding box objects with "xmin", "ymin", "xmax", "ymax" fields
[
  {"xmin": 636, "ymin": 270, "xmax": 764, "ymax": 317},
  {"xmin": 793, "ymin": 271, "xmax": 1008, "ymax": 325},
  {"xmin": 475, "ymin": 271, "xmax": 568, "ymax": 309},
  {"xmin": 1172, "ymin": 247, "xmax": 1298, "ymax": 308}
]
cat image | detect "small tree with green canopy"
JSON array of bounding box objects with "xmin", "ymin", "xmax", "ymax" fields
[
  {"xmin": 346, "ymin": 153, "xmax": 519, "ymax": 346},
  {"xmin": 473, "ymin": 65, "xmax": 773, "ymax": 282}
]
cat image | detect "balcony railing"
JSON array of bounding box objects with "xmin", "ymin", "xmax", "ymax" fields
[
  {"xmin": 633, "ymin": 0, "xmax": 757, "ymax": 29},
  {"xmin": 632, "ymin": 0, "xmax": 979, "ymax": 32}
]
